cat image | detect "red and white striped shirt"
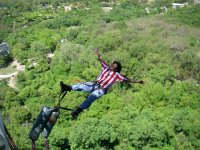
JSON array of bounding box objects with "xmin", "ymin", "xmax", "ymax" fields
[{"xmin": 96, "ymin": 60, "xmax": 128, "ymax": 89}]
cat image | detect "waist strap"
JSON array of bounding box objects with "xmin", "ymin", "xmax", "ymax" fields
[{"xmin": 93, "ymin": 82, "xmax": 107, "ymax": 93}]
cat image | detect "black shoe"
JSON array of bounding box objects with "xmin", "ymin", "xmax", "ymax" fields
[
  {"xmin": 60, "ymin": 81, "xmax": 65, "ymax": 93},
  {"xmin": 60, "ymin": 81, "xmax": 72, "ymax": 93},
  {"xmin": 71, "ymin": 107, "xmax": 83, "ymax": 119}
]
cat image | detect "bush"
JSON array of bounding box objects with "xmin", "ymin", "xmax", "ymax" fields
[{"xmin": 0, "ymin": 54, "xmax": 12, "ymax": 68}]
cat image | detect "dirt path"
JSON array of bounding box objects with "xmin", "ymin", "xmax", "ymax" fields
[
  {"xmin": 1, "ymin": 53, "xmax": 54, "ymax": 89},
  {"xmin": 47, "ymin": 53, "xmax": 54, "ymax": 58},
  {"xmin": 0, "ymin": 60, "xmax": 25, "ymax": 89},
  {"xmin": 0, "ymin": 72, "xmax": 17, "ymax": 79},
  {"xmin": 8, "ymin": 75, "xmax": 16, "ymax": 89},
  {"xmin": 11, "ymin": 60, "xmax": 25, "ymax": 71}
]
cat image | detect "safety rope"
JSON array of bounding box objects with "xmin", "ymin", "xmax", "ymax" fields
[
  {"xmin": 56, "ymin": 90, "xmax": 72, "ymax": 111},
  {"xmin": 32, "ymin": 140, "xmax": 36, "ymax": 150},
  {"xmin": 44, "ymin": 138, "xmax": 49, "ymax": 150},
  {"xmin": 57, "ymin": 91, "xmax": 67, "ymax": 107},
  {"xmin": 3, "ymin": 123, "xmax": 18, "ymax": 150},
  {"xmin": 57, "ymin": 106, "xmax": 73, "ymax": 111}
]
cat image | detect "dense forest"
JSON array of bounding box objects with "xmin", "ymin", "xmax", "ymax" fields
[{"xmin": 0, "ymin": 0, "xmax": 200, "ymax": 149}]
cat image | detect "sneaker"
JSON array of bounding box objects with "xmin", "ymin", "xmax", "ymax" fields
[
  {"xmin": 60, "ymin": 81, "xmax": 65, "ymax": 93},
  {"xmin": 60, "ymin": 81, "xmax": 72, "ymax": 93},
  {"xmin": 71, "ymin": 107, "xmax": 83, "ymax": 119}
]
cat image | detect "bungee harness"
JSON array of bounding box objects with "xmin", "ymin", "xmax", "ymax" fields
[{"xmin": 29, "ymin": 90, "xmax": 73, "ymax": 150}]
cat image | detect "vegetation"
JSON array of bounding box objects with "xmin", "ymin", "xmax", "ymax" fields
[
  {"xmin": 0, "ymin": 0, "xmax": 200, "ymax": 149},
  {"xmin": 0, "ymin": 54, "xmax": 12, "ymax": 68}
]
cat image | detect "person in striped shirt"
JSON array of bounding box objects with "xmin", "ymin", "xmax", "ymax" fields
[{"xmin": 60, "ymin": 49, "xmax": 144, "ymax": 118}]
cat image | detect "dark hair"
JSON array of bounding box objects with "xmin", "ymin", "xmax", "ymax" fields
[{"xmin": 113, "ymin": 61, "xmax": 122, "ymax": 73}]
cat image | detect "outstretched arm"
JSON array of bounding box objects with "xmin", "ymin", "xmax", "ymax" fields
[
  {"xmin": 117, "ymin": 74, "xmax": 144, "ymax": 84},
  {"xmin": 126, "ymin": 79, "xmax": 144, "ymax": 84},
  {"xmin": 95, "ymin": 48, "xmax": 109, "ymax": 68},
  {"xmin": 95, "ymin": 48, "xmax": 103, "ymax": 61}
]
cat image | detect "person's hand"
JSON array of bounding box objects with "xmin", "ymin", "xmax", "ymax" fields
[
  {"xmin": 138, "ymin": 80, "xmax": 144, "ymax": 84},
  {"xmin": 95, "ymin": 48, "xmax": 99, "ymax": 54},
  {"xmin": 95, "ymin": 48, "xmax": 101, "ymax": 59}
]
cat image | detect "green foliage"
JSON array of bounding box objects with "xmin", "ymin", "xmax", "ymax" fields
[
  {"xmin": 70, "ymin": 118, "xmax": 118, "ymax": 149},
  {"xmin": 166, "ymin": 5, "xmax": 200, "ymax": 27},
  {"xmin": 0, "ymin": 25, "xmax": 11, "ymax": 43},
  {"xmin": 0, "ymin": 54, "xmax": 12, "ymax": 68}
]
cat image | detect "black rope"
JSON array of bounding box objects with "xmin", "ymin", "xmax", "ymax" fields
[
  {"xmin": 57, "ymin": 91, "xmax": 67, "ymax": 107},
  {"xmin": 44, "ymin": 138, "xmax": 49, "ymax": 150},
  {"xmin": 3, "ymin": 123, "xmax": 18, "ymax": 150},
  {"xmin": 57, "ymin": 107, "xmax": 73, "ymax": 111},
  {"xmin": 55, "ymin": 91, "xmax": 73, "ymax": 111},
  {"xmin": 32, "ymin": 140, "xmax": 36, "ymax": 150}
]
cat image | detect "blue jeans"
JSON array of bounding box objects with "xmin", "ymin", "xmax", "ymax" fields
[{"xmin": 71, "ymin": 82, "xmax": 105, "ymax": 109}]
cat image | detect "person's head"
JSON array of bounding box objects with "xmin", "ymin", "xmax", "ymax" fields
[{"xmin": 110, "ymin": 61, "xmax": 122, "ymax": 73}]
